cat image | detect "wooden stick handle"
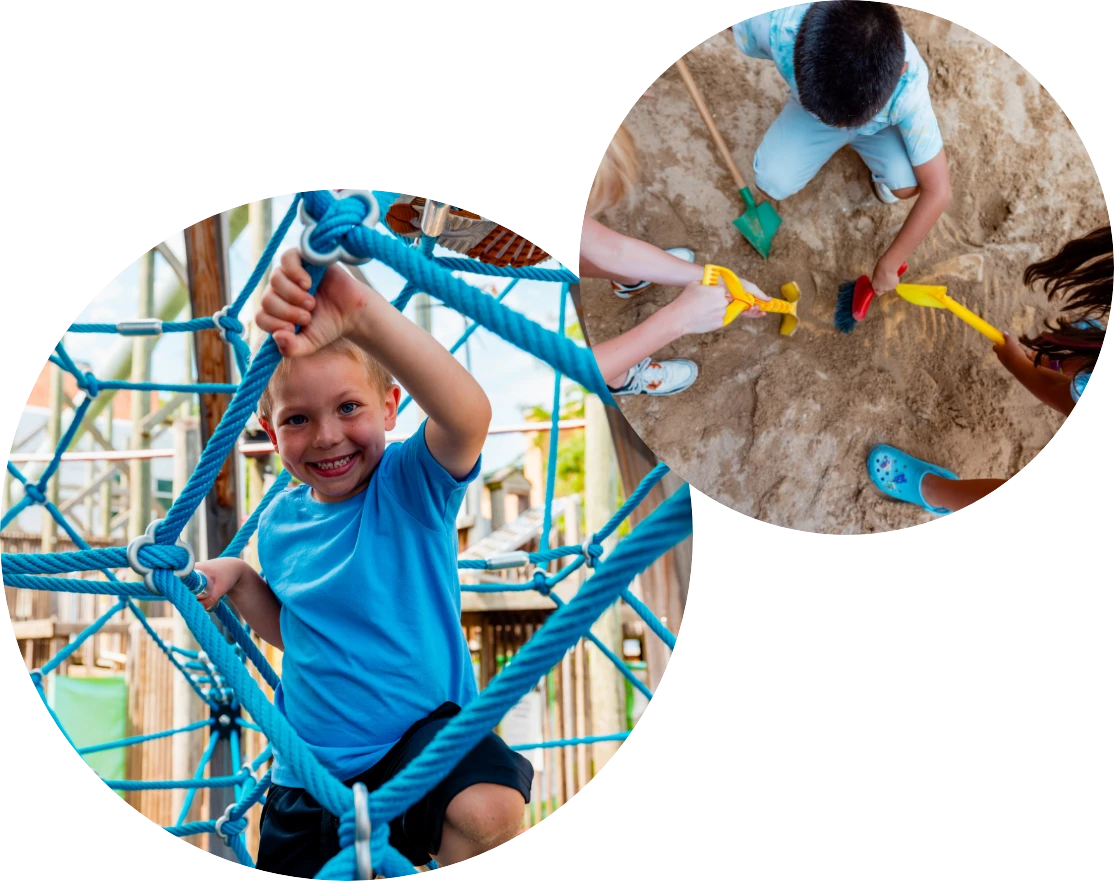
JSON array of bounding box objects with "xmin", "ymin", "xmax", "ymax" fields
[{"xmin": 674, "ymin": 57, "xmax": 748, "ymax": 191}]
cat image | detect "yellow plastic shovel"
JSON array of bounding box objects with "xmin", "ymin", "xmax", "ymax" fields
[
  {"xmin": 703, "ymin": 265, "xmax": 800, "ymax": 335},
  {"xmin": 893, "ymin": 284, "xmax": 1004, "ymax": 345}
]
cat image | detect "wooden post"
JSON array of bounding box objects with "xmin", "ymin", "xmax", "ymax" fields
[
  {"xmin": 560, "ymin": 495, "xmax": 580, "ymax": 797},
  {"xmin": 185, "ymin": 213, "xmax": 240, "ymax": 560},
  {"xmin": 184, "ymin": 212, "xmax": 240, "ymax": 860},
  {"xmin": 584, "ymin": 392, "xmax": 625, "ymax": 772},
  {"xmin": 128, "ymin": 250, "xmax": 156, "ymax": 541}
]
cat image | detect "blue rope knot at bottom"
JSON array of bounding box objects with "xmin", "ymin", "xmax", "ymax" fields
[{"xmin": 23, "ymin": 483, "xmax": 47, "ymax": 505}]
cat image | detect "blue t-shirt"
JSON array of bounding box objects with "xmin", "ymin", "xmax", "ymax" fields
[
  {"xmin": 258, "ymin": 424, "xmax": 480, "ymax": 787},
  {"xmin": 733, "ymin": 4, "xmax": 944, "ymax": 166}
]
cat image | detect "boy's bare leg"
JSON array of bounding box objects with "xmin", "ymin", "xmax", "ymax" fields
[
  {"xmin": 921, "ymin": 474, "xmax": 1007, "ymax": 512},
  {"xmin": 433, "ymin": 783, "xmax": 525, "ymax": 865}
]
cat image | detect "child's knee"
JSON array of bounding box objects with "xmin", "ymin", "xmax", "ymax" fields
[
  {"xmin": 444, "ymin": 783, "xmax": 524, "ymax": 849},
  {"xmin": 752, "ymin": 151, "xmax": 800, "ymax": 201}
]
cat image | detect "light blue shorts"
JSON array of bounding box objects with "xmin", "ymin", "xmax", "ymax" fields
[{"xmin": 753, "ymin": 97, "xmax": 919, "ymax": 200}]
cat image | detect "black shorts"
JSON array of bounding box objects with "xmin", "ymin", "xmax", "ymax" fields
[{"xmin": 256, "ymin": 703, "xmax": 534, "ymax": 877}]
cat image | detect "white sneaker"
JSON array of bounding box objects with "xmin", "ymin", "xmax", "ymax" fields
[
  {"xmin": 608, "ymin": 357, "xmax": 698, "ymax": 396},
  {"xmin": 872, "ymin": 179, "xmax": 899, "ymax": 205},
  {"xmin": 612, "ymin": 247, "xmax": 696, "ymax": 298}
]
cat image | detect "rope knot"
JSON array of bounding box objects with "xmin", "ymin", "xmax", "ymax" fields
[
  {"xmin": 215, "ymin": 313, "xmax": 244, "ymax": 337},
  {"xmin": 214, "ymin": 804, "xmax": 248, "ymax": 842},
  {"xmin": 24, "ymin": 483, "xmax": 47, "ymax": 505},
  {"xmin": 531, "ymin": 568, "xmax": 551, "ymax": 595},
  {"xmin": 582, "ymin": 539, "xmax": 604, "ymax": 568},
  {"xmin": 299, "ymin": 190, "xmax": 380, "ymax": 266},
  {"xmin": 81, "ymin": 372, "xmax": 100, "ymax": 398},
  {"xmin": 125, "ymin": 519, "xmax": 197, "ymax": 595}
]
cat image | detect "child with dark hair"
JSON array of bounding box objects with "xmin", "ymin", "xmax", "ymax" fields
[
  {"xmin": 868, "ymin": 226, "xmax": 1111, "ymax": 516},
  {"xmin": 734, "ymin": 1, "xmax": 952, "ymax": 294}
]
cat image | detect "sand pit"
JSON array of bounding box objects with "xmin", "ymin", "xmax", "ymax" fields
[{"xmin": 581, "ymin": 8, "xmax": 1108, "ymax": 534}]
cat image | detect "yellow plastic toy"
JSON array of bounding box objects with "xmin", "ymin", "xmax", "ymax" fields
[
  {"xmin": 894, "ymin": 283, "xmax": 1004, "ymax": 345},
  {"xmin": 703, "ymin": 264, "xmax": 800, "ymax": 336}
]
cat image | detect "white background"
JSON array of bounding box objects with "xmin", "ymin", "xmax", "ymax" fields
[{"xmin": 1, "ymin": 1, "xmax": 1111, "ymax": 879}]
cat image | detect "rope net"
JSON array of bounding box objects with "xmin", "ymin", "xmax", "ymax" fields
[{"xmin": 1, "ymin": 191, "xmax": 692, "ymax": 878}]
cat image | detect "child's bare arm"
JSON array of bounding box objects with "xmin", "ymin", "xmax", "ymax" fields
[
  {"xmin": 872, "ymin": 151, "xmax": 953, "ymax": 292},
  {"xmin": 345, "ymin": 288, "xmax": 491, "ymax": 478},
  {"xmin": 994, "ymin": 332, "xmax": 1076, "ymax": 416},
  {"xmin": 592, "ymin": 280, "xmax": 764, "ymax": 385},
  {"xmin": 580, "ymin": 217, "xmax": 706, "ymax": 287},
  {"xmin": 195, "ymin": 558, "xmax": 284, "ymax": 650},
  {"xmin": 258, "ymin": 250, "xmax": 490, "ymax": 478}
]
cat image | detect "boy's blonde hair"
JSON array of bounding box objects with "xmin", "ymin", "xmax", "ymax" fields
[
  {"xmin": 586, "ymin": 124, "xmax": 640, "ymax": 218},
  {"xmin": 257, "ymin": 338, "xmax": 395, "ymax": 422}
]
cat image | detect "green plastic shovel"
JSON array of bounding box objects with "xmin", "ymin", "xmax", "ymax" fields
[{"xmin": 675, "ymin": 57, "xmax": 782, "ymax": 259}]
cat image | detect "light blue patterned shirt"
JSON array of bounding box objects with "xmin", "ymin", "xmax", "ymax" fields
[
  {"xmin": 1070, "ymin": 370, "xmax": 1090, "ymax": 402},
  {"xmin": 733, "ymin": 4, "xmax": 944, "ymax": 166}
]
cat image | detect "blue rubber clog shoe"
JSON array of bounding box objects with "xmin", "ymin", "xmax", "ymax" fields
[{"xmin": 867, "ymin": 444, "xmax": 958, "ymax": 516}]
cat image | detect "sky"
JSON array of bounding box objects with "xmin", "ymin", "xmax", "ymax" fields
[{"xmin": 58, "ymin": 192, "xmax": 582, "ymax": 471}]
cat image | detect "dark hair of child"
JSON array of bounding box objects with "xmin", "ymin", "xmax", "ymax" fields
[
  {"xmin": 794, "ymin": 1, "xmax": 905, "ymax": 128},
  {"xmin": 1022, "ymin": 225, "xmax": 1111, "ymax": 375}
]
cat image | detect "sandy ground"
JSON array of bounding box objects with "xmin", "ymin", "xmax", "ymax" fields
[{"xmin": 582, "ymin": 8, "xmax": 1108, "ymax": 534}]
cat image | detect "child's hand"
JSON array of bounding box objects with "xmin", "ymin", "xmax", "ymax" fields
[
  {"xmin": 993, "ymin": 331, "xmax": 1034, "ymax": 373},
  {"xmin": 871, "ymin": 260, "xmax": 903, "ymax": 294},
  {"xmin": 257, "ymin": 249, "xmax": 373, "ymax": 358},
  {"xmin": 194, "ymin": 558, "xmax": 246, "ymax": 612},
  {"xmin": 670, "ymin": 280, "xmax": 769, "ymax": 334}
]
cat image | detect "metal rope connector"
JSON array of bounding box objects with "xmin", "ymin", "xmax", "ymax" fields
[
  {"xmin": 353, "ymin": 781, "xmax": 373, "ymax": 880},
  {"xmin": 420, "ymin": 200, "xmax": 451, "ymax": 238},
  {"xmin": 125, "ymin": 519, "xmax": 196, "ymax": 595},
  {"xmin": 117, "ymin": 318, "xmax": 164, "ymax": 336},
  {"xmin": 486, "ymin": 551, "xmax": 530, "ymax": 570},
  {"xmin": 214, "ymin": 802, "xmax": 243, "ymax": 843},
  {"xmin": 212, "ymin": 304, "xmax": 242, "ymax": 344},
  {"xmin": 299, "ymin": 190, "xmax": 380, "ymax": 266}
]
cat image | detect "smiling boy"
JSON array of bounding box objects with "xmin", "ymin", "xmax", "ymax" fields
[{"xmin": 195, "ymin": 249, "xmax": 532, "ymax": 875}]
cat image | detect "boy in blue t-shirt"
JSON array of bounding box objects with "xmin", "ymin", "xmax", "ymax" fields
[
  {"xmin": 733, "ymin": 1, "xmax": 952, "ymax": 294},
  {"xmin": 196, "ymin": 248, "xmax": 532, "ymax": 875}
]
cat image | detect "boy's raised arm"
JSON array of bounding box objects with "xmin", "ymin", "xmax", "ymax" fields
[{"xmin": 346, "ymin": 288, "xmax": 492, "ymax": 478}]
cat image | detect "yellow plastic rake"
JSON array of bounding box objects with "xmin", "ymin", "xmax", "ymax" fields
[
  {"xmin": 894, "ymin": 283, "xmax": 1004, "ymax": 345},
  {"xmin": 703, "ymin": 264, "xmax": 800, "ymax": 336}
]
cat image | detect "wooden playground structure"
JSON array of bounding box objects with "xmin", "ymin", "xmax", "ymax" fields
[{"xmin": 2, "ymin": 198, "xmax": 691, "ymax": 859}]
